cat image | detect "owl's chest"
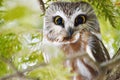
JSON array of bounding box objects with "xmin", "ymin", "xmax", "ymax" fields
[
  {"xmin": 60, "ymin": 39, "xmax": 87, "ymax": 55},
  {"xmin": 59, "ymin": 41, "xmax": 98, "ymax": 80},
  {"xmin": 58, "ymin": 30, "xmax": 90, "ymax": 55}
]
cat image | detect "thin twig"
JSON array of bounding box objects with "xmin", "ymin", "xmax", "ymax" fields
[
  {"xmin": 0, "ymin": 57, "xmax": 18, "ymax": 72},
  {"xmin": 113, "ymin": 48, "xmax": 120, "ymax": 58},
  {"xmin": 0, "ymin": 62, "xmax": 47, "ymax": 80},
  {"xmin": 0, "ymin": 57, "xmax": 26, "ymax": 80}
]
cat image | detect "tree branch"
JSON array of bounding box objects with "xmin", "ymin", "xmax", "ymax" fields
[
  {"xmin": 100, "ymin": 55, "xmax": 120, "ymax": 70},
  {"xmin": 0, "ymin": 61, "xmax": 47, "ymax": 80},
  {"xmin": 38, "ymin": 0, "xmax": 45, "ymax": 14}
]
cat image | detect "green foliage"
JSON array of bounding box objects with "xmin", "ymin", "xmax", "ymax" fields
[
  {"xmin": 0, "ymin": 0, "xmax": 3, "ymax": 6},
  {"xmin": 0, "ymin": 0, "xmax": 71, "ymax": 80},
  {"xmin": 3, "ymin": 6, "xmax": 31, "ymax": 21},
  {"xmin": 27, "ymin": 53, "xmax": 72, "ymax": 80},
  {"xmin": 0, "ymin": 0, "xmax": 120, "ymax": 80},
  {"xmin": 28, "ymin": 64, "xmax": 71, "ymax": 80},
  {"xmin": 0, "ymin": 0, "xmax": 42, "ymax": 29},
  {"xmin": 0, "ymin": 33, "xmax": 21, "ymax": 58},
  {"xmin": 100, "ymin": 18, "xmax": 120, "ymax": 57},
  {"xmin": 13, "ymin": 50, "xmax": 44, "ymax": 70},
  {"xmin": 0, "ymin": 60, "xmax": 12, "ymax": 77},
  {"xmin": 88, "ymin": 0, "xmax": 120, "ymax": 28},
  {"xmin": 0, "ymin": 0, "xmax": 4, "ymax": 25}
]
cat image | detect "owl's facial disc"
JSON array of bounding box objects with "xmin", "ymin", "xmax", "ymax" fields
[
  {"xmin": 51, "ymin": 14, "xmax": 86, "ymax": 43},
  {"xmin": 53, "ymin": 16, "xmax": 74, "ymax": 40},
  {"xmin": 62, "ymin": 14, "xmax": 87, "ymax": 41}
]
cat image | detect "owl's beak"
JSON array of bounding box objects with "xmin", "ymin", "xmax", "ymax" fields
[{"xmin": 67, "ymin": 27, "xmax": 74, "ymax": 37}]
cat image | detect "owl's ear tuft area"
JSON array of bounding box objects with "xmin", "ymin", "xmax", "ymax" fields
[
  {"xmin": 79, "ymin": 1, "xmax": 90, "ymax": 4},
  {"xmin": 79, "ymin": 1, "xmax": 92, "ymax": 7}
]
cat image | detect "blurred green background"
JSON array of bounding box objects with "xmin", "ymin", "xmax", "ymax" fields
[{"xmin": 0, "ymin": 0, "xmax": 119, "ymax": 80}]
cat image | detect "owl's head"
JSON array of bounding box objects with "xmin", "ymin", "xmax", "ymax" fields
[{"xmin": 43, "ymin": 1, "xmax": 100, "ymax": 44}]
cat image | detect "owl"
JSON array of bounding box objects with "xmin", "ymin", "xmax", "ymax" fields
[{"xmin": 43, "ymin": 1, "xmax": 110, "ymax": 80}]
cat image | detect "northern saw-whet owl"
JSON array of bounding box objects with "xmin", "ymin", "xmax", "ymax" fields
[{"xmin": 43, "ymin": 1, "xmax": 110, "ymax": 80}]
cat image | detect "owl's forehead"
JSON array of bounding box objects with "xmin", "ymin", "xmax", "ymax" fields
[{"xmin": 46, "ymin": 1, "xmax": 93, "ymax": 17}]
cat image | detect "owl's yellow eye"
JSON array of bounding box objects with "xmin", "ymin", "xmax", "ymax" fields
[
  {"xmin": 74, "ymin": 15, "xmax": 86, "ymax": 26},
  {"xmin": 53, "ymin": 16, "xmax": 64, "ymax": 27}
]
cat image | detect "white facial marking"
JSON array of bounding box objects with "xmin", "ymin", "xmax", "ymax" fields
[
  {"xmin": 91, "ymin": 32, "xmax": 101, "ymax": 40},
  {"xmin": 71, "ymin": 10, "xmax": 86, "ymax": 23},
  {"xmin": 54, "ymin": 11, "xmax": 67, "ymax": 20}
]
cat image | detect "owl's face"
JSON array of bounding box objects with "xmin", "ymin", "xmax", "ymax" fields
[{"xmin": 43, "ymin": 1, "xmax": 100, "ymax": 44}]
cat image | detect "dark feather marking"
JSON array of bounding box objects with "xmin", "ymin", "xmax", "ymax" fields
[{"xmin": 88, "ymin": 34, "xmax": 110, "ymax": 63}]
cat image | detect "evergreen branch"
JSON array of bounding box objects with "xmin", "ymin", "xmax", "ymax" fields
[
  {"xmin": 89, "ymin": 0, "xmax": 120, "ymax": 27},
  {"xmin": 113, "ymin": 48, "xmax": 120, "ymax": 58}
]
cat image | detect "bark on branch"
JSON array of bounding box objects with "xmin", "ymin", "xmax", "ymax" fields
[
  {"xmin": 38, "ymin": 0, "xmax": 45, "ymax": 14},
  {"xmin": 105, "ymin": 48, "xmax": 120, "ymax": 80}
]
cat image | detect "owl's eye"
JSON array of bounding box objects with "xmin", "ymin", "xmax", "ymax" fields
[
  {"xmin": 74, "ymin": 15, "xmax": 86, "ymax": 26},
  {"xmin": 53, "ymin": 16, "xmax": 64, "ymax": 27}
]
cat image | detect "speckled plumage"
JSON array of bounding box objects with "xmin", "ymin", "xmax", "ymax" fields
[{"xmin": 43, "ymin": 1, "xmax": 110, "ymax": 80}]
